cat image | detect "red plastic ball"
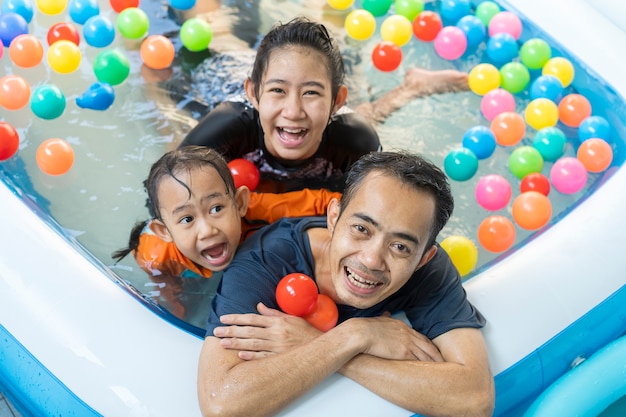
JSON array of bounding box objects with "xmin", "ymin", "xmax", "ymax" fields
[
  {"xmin": 0, "ymin": 122, "xmax": 20, "ymax": 161},
  {"xmin": 304, "ymin": 294, "xmax": 338, "ymax": 332},
  {"xmin": 110, "ymin": 0, "xmax": 139, "ymax": 13},
  {"xmin": 276, "ymin": 273, "xmax": 319, "ymax": 317},
  {"xmin": 520, "ymin": 173, "xmax": 550, "ymax": 196},
  {"xmin": 47, "ymin": 22, "xmax": 80, "ymax": 46},
  {"xmin": 412, "ymin": 11, "xmax": 443, "ymax": 42},
  {"xmin": 372, "ymin": 41, "xmax": 402, "ymax": 72},
  {"xmin": 228, "ymin": 158, "xmax": 260, "ymax": 191}
]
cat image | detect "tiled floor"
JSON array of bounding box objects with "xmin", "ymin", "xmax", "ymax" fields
[{"xmin": 0, "ymin": 392, "xmax": 22, "ymax": 417}]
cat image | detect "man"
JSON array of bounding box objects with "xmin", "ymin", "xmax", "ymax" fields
[{"xmin": 197, "ymin": 151, "xmax": 495, "ymax": 417}]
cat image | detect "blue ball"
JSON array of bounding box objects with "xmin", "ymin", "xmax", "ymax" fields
[
  {"xmin": 532, "ymin": 127, "xmax": 567, "ymax": 162},
  {"xmin": 529, "ymin": 75, "xmax": 564, "ymax": 103},
  {"xmin": 440, "ymin": 0, "xmax": 471, "ymax": 24},
  {"xmin": 0, "ymin": 12, "xmax": 28, "ymax": 47},
  {"xmin": 170, "ymin": 0, "xmax": 197, "ymax": 11},
  {"xmin": 462, "ymin": 125, "xmax": 496, "ymax": 159},
  {"xmin": 76, "ymin": 82, "xmax": 115, "ymax": 111},
  {"xmin": 68, "ymin": 0, "xmax": 100, "ymax": 25},
  {"xmin": 456, "ymin": 15, "xmax": 485, "ymax": 49},
  {"xmin": 486, "ymin": 32, "xmax": 518, "ymax": 65},
  {"xmin": 83, "ymin": 15, "xmax": 115, "ymax": 48},
  {"xmin": 1, "ymin": 0, "xmax": 34, "ymax": 23},
  {"xmin": 578, "ymin": 116, "xmax": 611, "ymax": 143},
  {"xmin": 444, "ymin": 148, "xmax": 479, "ymax": 181}
]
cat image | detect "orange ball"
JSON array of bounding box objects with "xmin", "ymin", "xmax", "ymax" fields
[
  {"xmin": 140, "ymin": 35, "xmax": 175, "ymax": 70},
  {"xmin": 577, "ymin": 138, "xmax": 613, "ymax": 173},
  {"xmin": 36, "ymin": 138, "xmax": 75, "ymax": 175},
  {"xmin": 477, "ymin": 215, "xmax": 516, "ymax": 252},
  {"xmin": 558, "ymin": 93, "xmax": 591, "ymax": 127},
  {"xmin": 9, "ymin": 34, "xmax": 44, "ymax": 68},
  {"xmin": 0, "ymin": 75, "xmax": 31, "ymax": 110},
  {"xmin": 511, "ymin": 191, "xmax": 552, "ymax": 230},
  {"xmin": 491, "ymin": 111, "xmax": 526, "ymax": 146}
]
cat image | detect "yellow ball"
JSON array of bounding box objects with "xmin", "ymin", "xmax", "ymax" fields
[
  {"xmin": 524, "ymin": 98, "xmax": 559, "ymax": 130},
  {"xmin": 440, "ymin": 235, "xmax": 478, "ymax": 277},
  {"xmin": 36, "ymin": 0, "xmax": 67, "ymax": 15},
  {"xmin": 380, "ymin": 14, "xmax": 413, "ymax": 47},
  {"xmin": 47, "ymin": 40, "xmax": 81, "ymax": 74},
  {"xmin": 542, "ymin": 57, "xmax": 574, "ymax": 88},
  {"xmin": 468, "ymin": 63, "xmax": 501, "ymax": 96},
  {"xmin": 328, "ymin": 0, "xmax": 354, "ymax": 10},
  {"xmin": 345, "ymin": 9, "xmax": 376, "ymax": 41}
]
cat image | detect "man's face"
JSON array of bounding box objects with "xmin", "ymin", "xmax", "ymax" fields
[{"xmin": 324, "ymin": 172, "xmax": 437, "ymax": 309}]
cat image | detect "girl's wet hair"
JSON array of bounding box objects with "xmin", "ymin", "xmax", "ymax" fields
[
  {"xmin": 340, "ymin": 151, "xmax": 455, "ymax": 250},
  {"xmin": 112, "ymin": 146, "xmax": 236, "ymax": 262},
  {"xmin": 249, "ymin": 17, "xmax": 345, "ymax": 101}
]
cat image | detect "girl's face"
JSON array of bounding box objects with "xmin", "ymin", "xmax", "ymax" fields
[
  {"xmin": 246, "ymin": 46, "xmax": 346, "ymax": 164},
  {"xmin": 152, "ymin": 166, "xmax": 249, "ymax": 272}
]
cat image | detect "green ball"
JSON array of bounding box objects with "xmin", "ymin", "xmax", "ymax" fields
[
  {"xmin": 394, "ymin": 0, "xmax": 425, "ymax": 21},
  {"xmin": 180, "ymin": 18, "xmax": 213, "ymax": 52},
  {"xmin": 520, "ymin": 38, "xmax": 552, "ymax": 70},
  {"xmin": 362, "ymin": 0, "xmax": 392, "ymax": 17},
  {"xmin": 93, "ymin": 49, "xmax": 130, "ymax": 86},
  {"xmin": 30, "ymin": 84, "xmax": 66, "ymax": 120},
  {"xmin": 475, "ymin": 1, "xmax": 501, "ymax": 26},
  {"xmin": 500, "ymin": 62, "xmax": 530, "ymax": 94},
  {"xmin": 509, "ymin": 146, "xmax": 544, "ymax": 179},
  {"xmin": 117, "ymin": 7, "xmax": 149, "ymax": 39}
]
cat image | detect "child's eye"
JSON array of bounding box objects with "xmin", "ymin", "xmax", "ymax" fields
[
  {"xmin": 179, "ymin": 215, "xmax": 193, "ymax": 225},
  {"xmin": 304, "ymin": 90, "xmax": 321, "ymax": 96},
  {"xmin": 210, "ymin": 205, "xmax": 224, "ymax": 215},
  {"xmin": 269, "ymin": 87, "xmax": 285, "ymax": 94}
]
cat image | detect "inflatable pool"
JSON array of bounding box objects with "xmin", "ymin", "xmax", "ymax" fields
[{"xmin": 1, "ymin": 0, "xmax": 625, "ymax": 416}]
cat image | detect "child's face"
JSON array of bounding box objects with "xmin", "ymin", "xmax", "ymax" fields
[
  {"xmin": 154, "ymin": 166, "xmax": 248, "ymax": 272},
  {"xmin": 247, "ymin": 46, "xmax": 344, "ymax": 163}
]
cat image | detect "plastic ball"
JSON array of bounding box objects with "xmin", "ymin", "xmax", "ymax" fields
[
  {"xmin": 141, "ymin": 35, "xmax": 175, "ymax": 70},
  {"xmin": 456, "ymin": 15, "xmax": 485, "ymax": 49},
  {"xmin": 499, "ymin": 62, "xmax": 530, "ymax": 94},
  {"xmin": 68, "ymin": 0, "xmax": 99, "ymax": 25},
  {"xmin": 550, "ymin": 157, "xmax": 588, "ymax": 194},
  {"xmin": 434, "ymin": 26, "xmax": 467, "ymax": 60},
  {"xmin": 0, "ymin": 42, "xmax": 3, "ymax": 59},
  {"xmin": 480, "ymin": 88, "xmax": 515, "ymax": 121},
  {"xmin": 381, "ymin": 14, "xmax": 413, "ymax": 47},
  {"xmin": 578, "ymin": 116, "xmax": 611, "ymax": 143},
  {"xmin": 532, "ymin": 126, "xmax": 567, "ymax": 162},
  {"xmin": 2, "ymin": 0, "xmax": 35, "ymax": 23},
  {"xmin": 0, "ymin": 74, "xmax": 30, "ymax": 110},
  {"xmin": 76, "ymin": 82, "xmax": 115, "ymax": 110},
  {"xmin": 371, "ymin": 41, "xmax": 402, "ymax": 72},
  {"xmin": 36, "ymin": 0, "xmax": 67, "ymax": 15},
  {"xmin": 491, "ymin": 111, "xmax": 525, "ymax": 146},
  {"xmin": 394, "ymin": 0, "xmax": 424, "ymax": 21},
  {"xmin": 180, "ymin": 17, "xmax": 212, "ymax": 51},
  {"xmin": 0, "ymin": 122, "xmax": 20, "ymax": 161},
  {"xmin": 443, "ymin": 147, "xmax": 478, "ymax": 181},
  {"xmin": 440, "ymin": 235, "xmax": 478, "ymax": 277},
  {"xmin": 170, "ymin": 0, "xmax": 197, "ymax": 11},
  {"xmin": 440, "ymin": 0, "xmax": 471, "ymax": 24},
  {"xmin": 276, "ymin": 273, "xmax": 318, "ymax": 317},
  {"xmin": 228, "ymin": 158, "xmax": 260, "ymax": 191},
  {"xmin": 542, "ymin": 57, "xmax": 574, "ymax": 87},
  {"xmin": 344, "ymin": 9, "xmax": 376, "ymax": 41},
  {"xmin": 93, "ymin": 49, "xmax": 130, "ymax": 86},
  {"xmin": 327, "ymin": 0, "xmax": 354, "ymax": 10},
  {"xmin": 520, "ymin": 173, "xmax": 550, "ymax": 196},
  {"xmin": 477, "ymin": 215, "xmax": 516, "ymax": 253},
  {"xmin": 303, "ymin": 294, "xmax": 338, "ymax": 332},
  {"xmin": 509, "ymin": 146, "xmax": 544, "ymax": 180},
  {"xmin": 36, "ymin": 138, "xmax": 74, "ymax": 176},
  {"xmin": 558, "ymin": 93, "xmax": 592, "ymax": 128},
  {"xmin": 475, "ymin": 174, "xmax": 512, "ymax": 211},
  {"xmin": 9, "ymin": 34, "xmax": 43, "ymax": 68},
  {"xmin": 109, "ymin": 0, "xmax": 138, "ymax": 13},
  {"xmin": 488, "ymin": 11, "xmax": 522, "ymax": 40},
  {"xmin": 47, "ymin": 40, "xmax": 81, "ymax": 74},
  {"xmin": 117, "ymin": 7, "xmax": 149, "ymax": 39},
  {"xmin": 462, "ymin": 125, "xmax": 496, "ymax": 159},
  {"xmin": 47, "ymin": 22, "xmax": 80, "ymax": 46},
  {"xmin": 520, "ymin": 38, "xmax": 551, "ymax": 70},
  {"xmin": 529, "ymin": 75, "xmax": 564, "ymax": 102},
  {"xmin": 83, "ymin": 15, "xmax": 115, "ymax": 48},
  {"xmin": 361, "ymin": 0, "xmax": 393, "ymax": 17},
  {"xmin": 511, "ymin": 191, "xmax": 552, "ymax": 230},
  {"xmin": 486, "ymin": 32, "xmax": 518, "ymax": 65},
  {"xmin": 577, "ymin": 138, "xmax": 612, "ymax": 173},
  {"xmin": 412, "ymin": 10, "xmax": 442, "ymax": 42},
  {"xmin": 468, "ymin": 63, "xmax": 500, "ymax": 96},
  {"xmin": 30, "ymin": 84, "xmax": 66, "ymax": 119},
  {"xmin": 0, "ymin": 12, "xmax": 28, "ymax": 47},
  {"xmin": 524, "ymin": 98, "xmax": 559, "ymax": 130},
  {"xmin": 474, "ymin": 1, "xmax": 500, "ymax": 26}
]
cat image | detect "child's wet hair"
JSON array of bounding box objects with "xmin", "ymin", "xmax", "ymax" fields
[{"xmin": 249, "ymin": 17, "xmax": 345, "ymax": 101}]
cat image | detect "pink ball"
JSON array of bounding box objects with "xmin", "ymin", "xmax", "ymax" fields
[
  {"xmin": 475, "ymin": 174, "xmax": 512, "ymax": 211},
  {"xmin": 550, "ymin": 157, "xmax": 588, "ymax": 194},
  {"xmin": 434, "ymin": 26, "xmax": 468, "ymax": 60},
  {"xmin": 488, "ymin": 11, "xmax": 523, "ymax": 40},
  {"xmin": 480, "ymin": 88, "xmax": 516, "ymax": 121}
]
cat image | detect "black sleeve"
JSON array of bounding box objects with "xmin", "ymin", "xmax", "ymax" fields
[{"xmin": 178, "ymin": 101, "xmax": 260, "ymax": 161}]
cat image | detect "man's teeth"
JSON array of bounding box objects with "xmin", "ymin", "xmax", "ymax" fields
[
  {"xmin": 346, "ymin": 267, "xmax": 379, "ymax": 289},
  {"xmin": 281, "ymin": 127, "xmax": 305, "ymax": 134}
]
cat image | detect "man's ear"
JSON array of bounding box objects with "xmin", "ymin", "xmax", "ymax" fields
[
  {"xmin": 326, "ymin": 198, "xmax": 341, "ymax": 235},
  {"xmin": 244, "ymin": 79, "xmax": 259, "ymax": 108},
  {"xmin": 235, "ymin": 186, "xmax": 251, "ymax": 217},
  {"xmin": 416, "ymin": 245, "xmax": 437, "ymax": 270},
  {"xmin": 332, "ymin": 85, "xmax": 348, "ymax": 114},
  {"xmin": 149, "ymin": 219, "xmax": 173, "ymax": 242}
]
